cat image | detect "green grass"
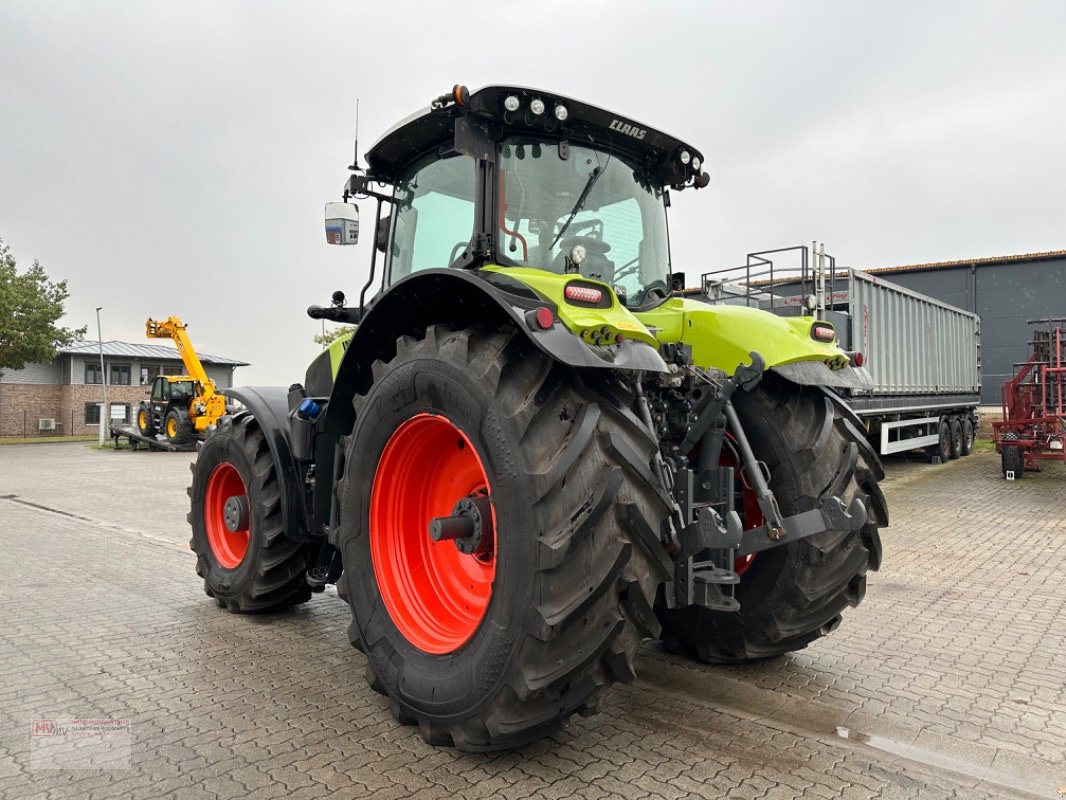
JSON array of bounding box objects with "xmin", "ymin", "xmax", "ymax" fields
[
  {"xmin": 971, "ymin": 437, "xmax": 997, "ymax": 454},
  {"xmin": 0, "ymin": 434, "xmax": 98, "ymax": 445}
]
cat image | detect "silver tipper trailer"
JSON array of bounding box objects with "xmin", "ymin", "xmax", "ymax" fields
[{"xmin": 697, "ymin": 244, "xmax": 981, "ymax": 459}]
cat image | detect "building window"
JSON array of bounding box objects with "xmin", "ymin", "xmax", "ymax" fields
[
  {"xmin": 162, "ymin": 364, "xmax": 184, "ymax": 376},
  {"xmin": 85, "ymin": 404, "xmax": 101, "ymax": 425},
  {"xmin": 140, "ymin": 365, "xmax": 160, "ymax": 386},
  {"xmin": 110, "ymin": 363, "xmax": 131, "ymax": 386},
  {"xmin": 85, "ymin": 362, "xmax": 103, "ymax": 384}
]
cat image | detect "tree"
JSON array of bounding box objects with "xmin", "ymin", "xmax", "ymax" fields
[
  {"xmin": 313, "ymin": 325, "xmax": 355, "ymax": 347},
  {"xmin": 0, "ymin": 238, "xmax": 86, "ymax": 379}
]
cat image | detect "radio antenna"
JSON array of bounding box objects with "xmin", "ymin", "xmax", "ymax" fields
[{"xmin": 349, "ymin": 99, "xmax": 360, "ymax": 171}]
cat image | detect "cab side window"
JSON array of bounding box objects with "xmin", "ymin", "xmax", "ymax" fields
[{"xmin": 388, "ymin": 154, "xmax": 476, "ymax": 283}]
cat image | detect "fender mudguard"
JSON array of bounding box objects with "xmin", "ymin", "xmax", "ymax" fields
[
  {"xmin": 322, "ymin": 269, "xmax": 667, "ymax": 440},
  {"xmin": 222, "ymin": 386, "xmax": 314, "ymax": 542},
  {"xmin": 635, "ymin": 297, "xmax": 872, "ymax": 390}
]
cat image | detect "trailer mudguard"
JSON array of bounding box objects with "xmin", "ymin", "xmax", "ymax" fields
[
  {"xmin": 222, "ymin": 386, "xmax": 313, "ymax": 542},
  {"xmin": 635, "ymin": 297, "xmax": 873, "ymax": 390},
  {"xmin": 322, "ymin": 268, "xmax": 667, "ymax": 439}
]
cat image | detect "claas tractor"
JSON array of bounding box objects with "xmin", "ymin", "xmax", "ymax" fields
[
  {"xmin": 136, "ymin": 316, "xmax": 226, "ymax": 444},
  {"xmin": 187, "ymin": 85, "xmax": 887, "ymax": 751}
]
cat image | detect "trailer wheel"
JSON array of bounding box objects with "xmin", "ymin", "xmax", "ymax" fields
[
  {"xmin": 935, "ymin": 419, "xmax": 952, "ymax": 463},
  {"xmin": 949, "ymin": 418, "xmax": 963, "ymax": 460},
  {"xmin": 136, "ymin": 402, "xmax": 155, "ymax": 436},
  {"xmin": 335, "ymin": 325, "xmax": 671, "ymax": 751},
  {"xmin": 1002, "ymin": 445, "xmax": 1025, "ymax": 479},
  {"xmin": 188, "ymin": 413, "xmax": 314, "ymax": 611},
  {"xmin": 960, "ymin": 418, "xmax": 974, "ymax": 456},
  {"xmin": 165, "ymin": 407, "xmax": 194, "ymax": 444},
  {"xmin": 656, "ymin": 375, "xmax": 886, "ymax": 664}
]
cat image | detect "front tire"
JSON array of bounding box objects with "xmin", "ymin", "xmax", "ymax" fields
[
  {"xmin": 136, "ymin": 402, "xmax": 155, "ymax": 436},
  {"xmin": 165, "ymin": 407, "xmax": 194, "ymax": 444},
  {"xmin": 334, "ymin": 325, "xmax": 672, "ymax": 751},
  {"xmin": 188, "ymin": 413, "xmax": 314, "ymax": 612},
  {"xmin": 656, "ymin": 376, "xmax": 887, "ymax": 664}
]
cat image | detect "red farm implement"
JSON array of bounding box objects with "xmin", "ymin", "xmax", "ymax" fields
[{"xmin": 992, "ymin": 318, "xmax": 1066, "ymax": 479}]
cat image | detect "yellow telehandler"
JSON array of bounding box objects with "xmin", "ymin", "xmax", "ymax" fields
[{"xmin": 135, "ymin": 316, "xmax": 227, "ymax": 443}]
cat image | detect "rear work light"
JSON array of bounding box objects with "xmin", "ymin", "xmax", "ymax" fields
[
  {"xmin": 564, "ymin": 284, "xmax": 603, "ymax": 304},
  {"xmin": 811, "ymin": 324, "xmax": 836, "ymax": 342}
]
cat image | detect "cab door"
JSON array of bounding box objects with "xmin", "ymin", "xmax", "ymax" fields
[{"xmin": 150, "ymin": 377, "xmax": 170, "ymax": 422}]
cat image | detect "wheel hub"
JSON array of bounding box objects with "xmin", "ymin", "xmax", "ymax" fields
[
  {"xmin": 429, "ymin": 494, "xmax": 494, "ymax": 559},
  {"xmin": 223, "ymin": 495, "xmax": 249, "ymax": 533}
]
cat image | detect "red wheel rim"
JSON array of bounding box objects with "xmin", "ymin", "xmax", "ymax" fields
[
  {"xmin": 370, "ymin": 413, "xmax": 496, "ymax": 655},
  {"xmin": 204, "ymin": 462, "xmax": 250, "ymax": 569}
]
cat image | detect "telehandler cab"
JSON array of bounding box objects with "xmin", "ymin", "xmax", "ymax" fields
[{"xmin": 188, "ymin": 84, "xmax": 886, "ymax": 751}]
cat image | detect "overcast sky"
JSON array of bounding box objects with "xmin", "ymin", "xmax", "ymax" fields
[{"xmin": 2, "ymin": 2, "xmax": 1065, "ymax": 383}]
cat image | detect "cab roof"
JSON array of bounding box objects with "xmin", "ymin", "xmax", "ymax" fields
[{"xmin": 364, "ymin": 85, "xmax": 706, "ymax": 188}]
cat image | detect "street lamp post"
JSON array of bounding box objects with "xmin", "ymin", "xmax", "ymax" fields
[{"xmin": 95, "ymin": 307, "xmax": 109, "ymax": 446}]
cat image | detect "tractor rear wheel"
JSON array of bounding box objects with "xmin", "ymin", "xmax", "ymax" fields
[
  {"xmin": 165, "ymin": 407, "xmax": 194, "ymax": 444},
  {"xmin": 188, "ymin": 413, "xmax": 314, "ymax": 611},
  {"xmin": 136, "ymin": 402, "xmax": 155, "ymax": 436},
  {"xmin": 334, "ymin": 325, "xmax": 672, "ymax": 751},
  {"xmin": 656, "ymin": 376, "xmax": 886, "ymax": 664}
]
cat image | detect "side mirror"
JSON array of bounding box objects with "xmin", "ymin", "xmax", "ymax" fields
[{"xmin": 325, "ymin": 202, "xmax": 359, "ymax": 245}]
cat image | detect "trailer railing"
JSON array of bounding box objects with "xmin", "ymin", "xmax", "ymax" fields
[{"xmin": 699, "ymin": 243, "xmax": 844, "ymax": 319}]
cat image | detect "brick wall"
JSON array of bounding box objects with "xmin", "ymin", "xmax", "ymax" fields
[
  {"xmin": 0, "ymin": 383, "xmax": 149, "ymax": 437},
  {"xmin": 0, "ymin": 384, "xmax": 64, "ymax": 437}
]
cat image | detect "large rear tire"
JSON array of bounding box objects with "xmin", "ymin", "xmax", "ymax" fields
[
  {"xmin": 656, "ymin": 376, "xmax": 887, "ymax": 664},
  {"xmin": 334, "ymin": 325, "xmax": 672, "ymax": 751},
  {"xmin": 188, "ymin": 413, "xmax": 314, "ymax": 612}
]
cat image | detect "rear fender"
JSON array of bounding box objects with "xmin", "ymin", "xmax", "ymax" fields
[
  {"xmin": 222, "ymin": 386, "xmax": 314, "ymax": 542},
  {"xmin": 321, "ymin": 269, "xmax": 667, "ymax": 441},
  {"xmin": 636, "ymin": 297, "xmax": 872, "ymax": 390}
]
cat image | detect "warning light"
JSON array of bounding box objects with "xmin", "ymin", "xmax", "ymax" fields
[{"xmin": 564, "ymin": 284, "xmax": 603, "ymax": 304}]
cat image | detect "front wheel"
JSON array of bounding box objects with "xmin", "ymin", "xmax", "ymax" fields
[
  {"xmin": 656, "ymin": 376, "xmax": 887, "ymax": 664},
  {"xmin": 136, "ymin": 402, "xmax": 155, "ymax": 436},
  {"xmin": 188, "ymin": 413, "xmax": 314, "ymax": 612},
  {"xmin": 334, "ymin": 325, "xmax": 672, "ymax": 751},
  {"xmin": 165, "ymin": 407, "xmax": 194, "ymax": 444}
]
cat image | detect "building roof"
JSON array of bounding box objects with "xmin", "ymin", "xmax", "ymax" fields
[
  {"xmin": 866, "ymin": 249, "xmax": 1066, "ymax": 275},
  {"xmin": 59, "ymin": 341, "xmax": 248, "ymax": 367}
]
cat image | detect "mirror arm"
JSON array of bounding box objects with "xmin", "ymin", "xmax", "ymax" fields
[{"xmin": 358, "ymin": 196, "xmax": 386, "ymax": 315}]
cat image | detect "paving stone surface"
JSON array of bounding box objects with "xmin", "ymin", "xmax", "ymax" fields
[{"xmin": 0, "ymin": 443, "xmax": 1063, "ymax": 799}]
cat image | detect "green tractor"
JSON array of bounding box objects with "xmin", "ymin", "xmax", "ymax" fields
[{"xmin": 187, "ymin": 85, "xmax": 886, "ymax": 751}]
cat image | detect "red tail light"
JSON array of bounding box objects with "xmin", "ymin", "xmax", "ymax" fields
[
  {"xmin": 811, "ymin": 324, "xmax": 835, "ymax": 342},
  {"xmin": 564, "ymin": 284, "xmax": 603, "ymax": 304}
]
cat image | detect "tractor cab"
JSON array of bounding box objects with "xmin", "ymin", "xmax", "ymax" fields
[{"xmin": 323, "ymin": 85, "xmax": 707, "ymax": 312}]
